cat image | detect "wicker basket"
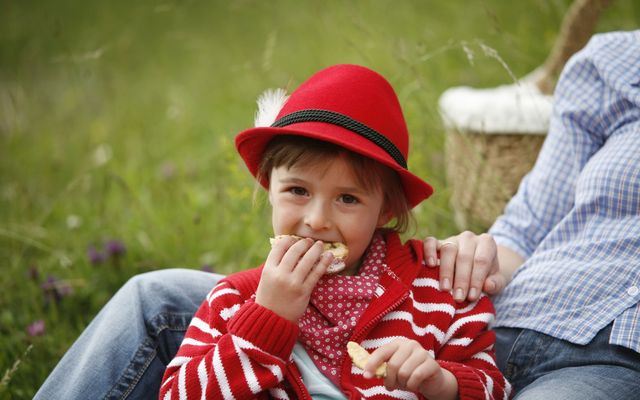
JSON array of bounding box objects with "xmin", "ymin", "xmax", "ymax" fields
[
  {"xmin": 439, "ymin": 83, "xmax": 552, "ymax": 231},
  {"xmin": 438, "ymin": 0, "xmax": 612, "ymax": 231},
  {"xmin": 444, "ymin": 129, "xmax": 545, "ymax": 231}
]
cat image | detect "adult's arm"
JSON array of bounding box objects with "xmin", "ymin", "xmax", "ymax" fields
[
  {"xmin": 495, "ymin": 244, "xmax": 525, "ymax": 288},
  {"xmin": 426, "ymin": 32, "xmax": 617, "ymax": 300}
]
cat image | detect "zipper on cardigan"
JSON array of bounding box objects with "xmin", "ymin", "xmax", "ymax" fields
[
  {"xmin": 286, "ymin": 362, "xmax": 312, "ymax": 400},
  {"xmin": 339, "ymin": 278, "xmax": 410, "ymax": 399},
  {"xmin": 353, "ymin": 294, "xmax": 409, "ymax": 342},
  {"xmin": 352, "ymin": 269, "xmax": 411, "ymax": 342}
]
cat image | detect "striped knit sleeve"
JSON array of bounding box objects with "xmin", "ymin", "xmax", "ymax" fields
[
  {"xmin": 436, "ymin": 295, "xmax": 512, "ymax": 400},
  {"xmin": 158, "ymin": 278, "xmax": 299, "ymax": 400}
]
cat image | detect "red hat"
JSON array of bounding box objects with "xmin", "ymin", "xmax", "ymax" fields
[{"xmin": 235, "ymin": 64, "xmax": 433, "ymax": 208}]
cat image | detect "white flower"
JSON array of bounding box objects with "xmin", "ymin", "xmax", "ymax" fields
[
  {"xmin": 93, "ymin": 144, "xmax": 112, "ymax": 166},
  {"xmin": 66, "ymin": 215, "xmax": 82, "ymax": 230}
]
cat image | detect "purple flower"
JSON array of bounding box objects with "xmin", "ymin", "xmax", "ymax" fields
[
  {"xmin": 41, "ymin": 275, "xmax": 73, "ymax": 304},
  {"xmin": 57, "ymin": 282, "xmax": 73, "ymax": 297},
  {"xmin": 87, "ymin": 245, "xmax": 106, "ymax": 265},
  {"xmin": 200, "ymin": 264, "xmax": 215, "ymax": 273},
  {"xmin": 40, "ymin": 275, "xmax": 58, "ymax": 291},
  {"xmin": 104, "ymin": 240, "xmax": 126, "ymax": 258},
  {"xmin": 160, "ymin": 162, "xmax": 176, "ymax": 180},
  {"xmin": 27, "ymin": 320, "xmax": 46, "ymax": 337}
]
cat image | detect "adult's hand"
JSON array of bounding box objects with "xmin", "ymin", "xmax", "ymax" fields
[{"xmin": 423, "ymin": 232, "xmax": 509, "ymax": 302}]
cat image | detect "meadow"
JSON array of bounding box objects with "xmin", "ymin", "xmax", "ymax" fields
[{"xmin": 1, "ymin": 0, "xmax": 638, "ymax": 398}]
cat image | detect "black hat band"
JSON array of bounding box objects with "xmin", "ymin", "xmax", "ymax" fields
[{"xmin": 271, "ymin": 109, "xmax": 407, "ymax": 168}]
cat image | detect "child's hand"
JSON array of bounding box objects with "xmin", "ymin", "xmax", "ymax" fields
[
  {"xmin": 363, "ymin": 339, "xmax": 458, "ymax": 400},
  {"xmin": 255, "ymin": 236, "xmax": 334, "ymax": 322},
  {"xmin": 423, "ymin": 232, "xmax": 506, "ymax": 302}
]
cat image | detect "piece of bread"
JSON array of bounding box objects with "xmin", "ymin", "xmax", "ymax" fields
[
  {"xmin": 347, "ymin": 341, "xmax": 386, "ymax": 377},
  {"xmin": 269, "ymin": 235, "xmax": 348, "ymax": 274}
]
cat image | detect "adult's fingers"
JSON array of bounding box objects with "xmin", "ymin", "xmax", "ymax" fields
[
  {"xmin": 452, "ymin": 235, "xmax": 475, "ymax": 302},
  {"xmin": 484, "ymin": 271, "xmax": 508, "ymax": 295},
  {"xmin": 437, "ymin": 239, "xmax": 458, "ymax": 291},
  {"xmin": 422, "ymin": 236, "xmax": 439, "ymax": 267},
  {"xmin": 466, "ymin": 233, "xmax": 497, "ymax": 301}
]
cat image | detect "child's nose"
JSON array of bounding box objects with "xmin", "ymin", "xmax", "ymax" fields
[{"xmin": 304, "ymin": 201, "xmax": 332, "ymax": 230}]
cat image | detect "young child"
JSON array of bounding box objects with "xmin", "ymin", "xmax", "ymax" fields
[{"xmin": 159, "ymin": 64, "xmax": 510, "ymax": 399}]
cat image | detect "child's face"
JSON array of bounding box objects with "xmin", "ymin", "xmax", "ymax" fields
[{"xmin": 268, "ymin": 155, "xmax": 391, "ymax": 275}]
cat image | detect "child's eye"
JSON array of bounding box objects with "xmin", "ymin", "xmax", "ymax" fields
[
  {"xmin": 289, "ymin": 186, "xmax": 308, "ymax": 196},
  {"xmin": 340, "ymin": 194, "xmax": 359, "ymax": 204}
]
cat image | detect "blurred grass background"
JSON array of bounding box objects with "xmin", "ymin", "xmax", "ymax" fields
[{"xmin": 0, "ymin": 0, "xmax": 638, "ymax": 397}]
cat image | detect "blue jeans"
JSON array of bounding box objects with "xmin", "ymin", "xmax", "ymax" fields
[
  {"xmin": 34, "ymin": 269, "xmax": 218, "ymax": 400},
  {"xmin": 37, "ymin": 269, "xmax": 640, "ymax": 399},
  {"xmin": 495, "ymin": 325, "xmax": 640, "ymax": 399}
]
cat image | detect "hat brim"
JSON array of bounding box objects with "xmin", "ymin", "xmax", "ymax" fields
[{"xmin": 235, "ymin": 122, "xmax": 433, "ymax": 209}]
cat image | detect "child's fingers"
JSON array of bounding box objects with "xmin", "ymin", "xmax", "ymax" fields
[
  {"xmin": 422, "ymin": 236, "xmax": 439, "ymax": 267},
  {"xmin": 363, "ymin": 343, "xmax": 395, "ymax": 379},
  {"xmin": 367, "ymin": 340, "xmax": 439, "ymax": 393},
  {"xmin": 397, "ymin": 349, "xmax": 440, "ymax": 392},
  {"xmin": 277, "ymin": 237, "xmax": 314, "ymax": 272},
  {"xmin": 303, "ymin": 249, "xmax": 332, "ymax": 288},
  {"xmin": 292, "ymin": 241, "xmax": 325, "ymax": 282},
  {"xmin": 264, "ymin": 235, "xmax": 298, "ymax": 269},
  {"xmin": 405, "ymin": 359, "xmax": 441, "ymax": 393},
  {"xmin": 381, "ymin": 343, "xmax": 416, "ymax": 390}
]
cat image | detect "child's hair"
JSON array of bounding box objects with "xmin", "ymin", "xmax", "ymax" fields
[{"xmin": 257, "ymin": 135, "xmax": 413, "ymax": 233}]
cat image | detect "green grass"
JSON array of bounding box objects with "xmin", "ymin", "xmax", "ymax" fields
[{"xmin": 1, "ymin": 0, "xmax": 638, "ymax": 397}]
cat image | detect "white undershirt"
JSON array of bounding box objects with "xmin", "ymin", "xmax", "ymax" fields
[{"xmin": 292, "ymin": 342, "xmax": 348, "ymax": 400}]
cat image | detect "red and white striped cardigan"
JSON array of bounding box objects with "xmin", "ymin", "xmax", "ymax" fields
[{"xmin": 160, "ymin": 232, "xmax": 511, "ymax": 399}]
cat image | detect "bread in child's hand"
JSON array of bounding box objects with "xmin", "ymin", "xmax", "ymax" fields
[
  {"xmin": 347, "ymin": 341, "xmax": 386, "ymax": 377},
  {"xmin": 269, "ymin": 235, "xmax": 348, "ymax": 274}
]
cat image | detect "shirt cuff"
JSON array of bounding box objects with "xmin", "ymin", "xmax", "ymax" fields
[
  {"xmin": 437, "ymin": 360, "xmax": 488, "ymax": 400},
  {"xmin": 489, "ymin": 222, "xmax": 532, "ymax": 260},
  {"xmin": 227, "ymin": 300, "xmax": 299, "ymax": 361}
]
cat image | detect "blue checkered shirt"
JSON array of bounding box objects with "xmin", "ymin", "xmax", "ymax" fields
[{"xmin": 489, "ymin": 31, "xmax": 640, "ymax": 353}]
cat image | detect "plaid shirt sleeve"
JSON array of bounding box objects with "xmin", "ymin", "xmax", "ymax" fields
[
  {"xmin": 489, "ymin": 33, "xmax": 620, "ymax": 258},
  {"xmin": 488, "ymin": 30, "xmax": 640, "ymax": 353}
]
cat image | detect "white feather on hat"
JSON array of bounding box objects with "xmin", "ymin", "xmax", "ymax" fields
[{"xmin": 254, "ymin": 88, "xmax": 289, "ymax": 127}]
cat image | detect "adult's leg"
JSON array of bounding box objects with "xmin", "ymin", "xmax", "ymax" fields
[
  {"xmin": 512, "ymin": 364, "xmax": 640, "ymax": 399},
  {"xmin": 494, "ymin": 324, "xmax": 640, "ymax": 400},
  {"xmin": 34, "ymin": 268, "xmax": 221, "ymax": 400}
]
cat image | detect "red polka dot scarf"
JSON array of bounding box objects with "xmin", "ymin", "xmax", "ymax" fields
[{"xmin": 298, "ymin": 233, "xmax": 387, "ymax": 386}]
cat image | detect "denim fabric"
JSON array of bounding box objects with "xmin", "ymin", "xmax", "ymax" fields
[
  {"xmin": 495, "ymin": 324, "xmax": 640, "ymax": 399},
  {"xmin": 35, "ymin": 269, "xmax": 219, "ymax": 400}
]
